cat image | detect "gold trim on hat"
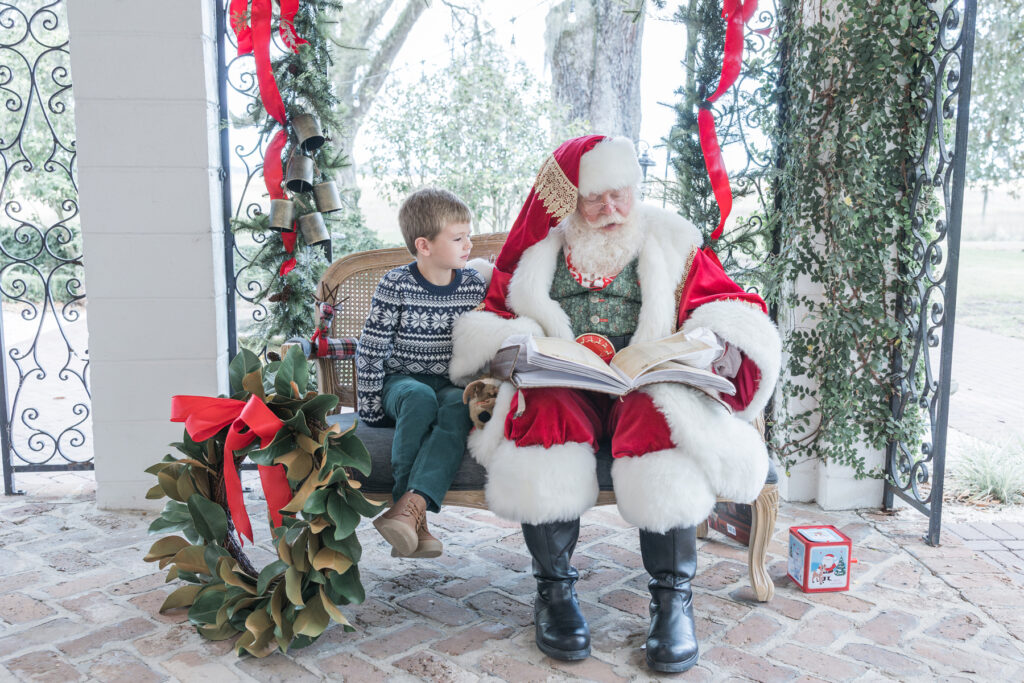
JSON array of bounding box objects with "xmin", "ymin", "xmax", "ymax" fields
[{"xmin": 534, "ymin": 154, "xmax": 577, "ymax": 220}]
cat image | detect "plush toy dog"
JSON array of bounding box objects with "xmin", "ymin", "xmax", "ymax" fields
[{"xmin": 462, "ymin": 377, "xmax": 502, "ymax": 430}]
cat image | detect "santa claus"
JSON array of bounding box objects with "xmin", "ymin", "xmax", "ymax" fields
[{"xmin": 449, "ymin": 135, "xmax": 780, "ymax": 672}]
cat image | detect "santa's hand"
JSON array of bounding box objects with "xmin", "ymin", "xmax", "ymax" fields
[{"xmin": 712, "ymin": 341, "xmax": 742, "ymax": 379}]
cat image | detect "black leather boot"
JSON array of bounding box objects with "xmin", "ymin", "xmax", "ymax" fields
[
  {"xmin": 639, "ymin": 526, "xmax": 700, "ymax": 672},
  {"xmin": 521, "ymin": 519, "xmax": 591, "ymax": 660}
]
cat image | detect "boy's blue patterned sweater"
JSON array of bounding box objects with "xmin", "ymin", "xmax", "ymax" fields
[{"xmin": 355, "ymin": 262, "xmax": 487, "ymax": 426}]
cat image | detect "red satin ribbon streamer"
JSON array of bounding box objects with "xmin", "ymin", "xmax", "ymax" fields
[
  {"xmin": 278, "ymin": 0, "xmax": 309, "ymax": 52},
  {"xmin": 170, "ymin": 395, "xmax": 293, "ymax": 544},
  {"xmin": 699, "ymin": 0, "xmax": 758, "ymax": 241}
]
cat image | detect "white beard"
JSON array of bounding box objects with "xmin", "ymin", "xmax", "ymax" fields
[{"xmin": 561, "ymin": 208, "xmax": 643, "ymax": 278}]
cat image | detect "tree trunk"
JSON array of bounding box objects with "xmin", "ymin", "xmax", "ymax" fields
[
  {"xmin": 330, "ymin": 0, "xmax": 427, "ymax": 197},
  {"xmin": 545, "ymin": 0, "xmax": 645, "ymax": 142}
]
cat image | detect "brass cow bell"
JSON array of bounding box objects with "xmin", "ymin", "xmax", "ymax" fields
[
  {"xmin": 268, "ymin": 199, "xmax": 295, "ymax": 232},
  {"xmin": 292, "ymin": 113, "xmax": 325, "ymax": 153},
  {"xmin": 285, "ymin": 153, "xmax": 314, "ymax": 193},
  {"xmin": 313, "ymin": 180, "xmax": 343, "ymax": 213},
  {"xmin": 298, "ymin": 212, "xmax": 330, "ymax": 246}
]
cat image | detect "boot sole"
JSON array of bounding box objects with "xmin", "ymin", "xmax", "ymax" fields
[
  {"xmin": 391, "ymin": 544, "xmax": 442, "ymax": 559},
  {"xmin": 536, "ymin": 637, "xmax": 590, "ymax": 661},
  {"xmin": 373, "ymin": 517, "xmax": 418, "ymax": 556},
  {"xmin": 646, "ymin": 650, "xmax": 699, "ymax": 673}
]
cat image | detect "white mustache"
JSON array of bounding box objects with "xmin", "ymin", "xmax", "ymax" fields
[{"xmin": 587, "ymin": 212, "xmax": 628, "ymax": 228}]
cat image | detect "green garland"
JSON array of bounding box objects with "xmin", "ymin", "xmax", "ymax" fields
[
  {"xmin": 232, "ymin": 0, "xmax": 380, "ymax": 350},
  {"xmin": 143, "ymin": 348, "xmax": 381, "ymax": 656}
]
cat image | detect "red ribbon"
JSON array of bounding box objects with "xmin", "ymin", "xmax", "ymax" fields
[
  {"xmin": 698, "ymin": 0, "xmax": 758, "ymax": 241},
  {"xmin": 170, "ymin": 395, "xmax": 293, "ymax": 544},
  {"xmin": 278, "ymin": 0, "xmax": 309, "ymax": 52}
]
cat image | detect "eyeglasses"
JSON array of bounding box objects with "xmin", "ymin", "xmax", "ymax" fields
[{"xmin": 579, "ymin": 188, "xmax": 631, "ymax": 212}]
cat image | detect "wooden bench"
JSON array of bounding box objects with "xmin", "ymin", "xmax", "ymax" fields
[{"xmin": 313, "ymin": 234, "xmax": 779, "ymax": 601}]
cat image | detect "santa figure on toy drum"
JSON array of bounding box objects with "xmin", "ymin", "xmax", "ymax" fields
[{"xmin": 448, "ymin": 135, "xmax": 781, "ymax": 672}]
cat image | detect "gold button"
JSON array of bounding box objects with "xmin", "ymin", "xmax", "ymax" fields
[{"xmin": 590, "ymin": 315, "xmax": 600, "ymax": 324}]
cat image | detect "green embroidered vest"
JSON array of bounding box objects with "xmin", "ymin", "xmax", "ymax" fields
[{"xmin": 549, "ymin": 249, "xmax": 642, "ymax": 337}]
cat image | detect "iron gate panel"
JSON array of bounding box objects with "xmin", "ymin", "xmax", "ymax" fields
[
  {"xmin": 884, "ymin": 0, "xmax": 977, "ymax": 545},
  {"xmin": 0, "ymin": 0, "xmax": 91, "ymax": 494}
]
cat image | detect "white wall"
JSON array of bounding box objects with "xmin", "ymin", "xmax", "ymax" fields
[{"xmin": 69, "ymin": 0, "xmax": 228, "ymax": 509}]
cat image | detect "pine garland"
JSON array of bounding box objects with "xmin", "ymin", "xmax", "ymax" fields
[{"xmin": 231, "ymin": 0, "xmax": 377, "ymax": 350}]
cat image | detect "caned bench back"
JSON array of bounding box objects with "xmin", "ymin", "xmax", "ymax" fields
[{"xmin": 315, "ymin": 232, "xmax": 508, "ymax": 410}]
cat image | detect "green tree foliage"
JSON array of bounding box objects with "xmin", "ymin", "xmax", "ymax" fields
[
  {"xmin": 966, "ymin": 0, "xmax": 1024, "ymax": 208},
  {"xmin": 364, "ymin": 35, "xmax": 585, "ymax": 234}
]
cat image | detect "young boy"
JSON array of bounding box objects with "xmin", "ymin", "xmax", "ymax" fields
[{"xmin": 356, "ymin": 188, "xmax": 489, "ymax": 559}]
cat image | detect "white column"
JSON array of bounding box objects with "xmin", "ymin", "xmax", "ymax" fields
[{"xmin": 69, "ymin": 0, "xmax": 228, "ymax": 509}]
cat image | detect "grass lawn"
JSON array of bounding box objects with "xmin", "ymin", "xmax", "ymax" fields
[{"xmin": 954, "ymin": 243, "xmax": 1024, "ymax": 339}]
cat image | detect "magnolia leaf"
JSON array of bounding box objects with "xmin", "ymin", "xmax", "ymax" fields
[
  {"xmin": 327, "ymin": 493, "xmax": 361, "ymax": 540},
  {"xmin": 319, "ymin": 586, "xmax": 353, "ymax": 629},
  {"xmin": 145, "ymin": 483, "xmax": 166, "ymax": 500},
  {"xmin": 165, "ymin": 566, "xmax": 179, "ymax": 582},
  {"xmin": 312, "ymin": 547, "xmax": 353, "ymax": 575},
  {"xmin": 176, "ymin": 475, "xmax": 198, "ymax": 504},
  {"xmin": 292, "ymin": 592, "xmax": 329, "ymax": 638},
  {"xmin": 203, "ymin": 544, "xmax": 230, "ymax": 576},
  {"xmin": 275, "ymin": 449, "xmax": 314, "ymax": 482},
  {"xmin": 328, "ymin": 565, "xmax": 365, "ymax": 605},
  {"xmin": 275, "ymin": 345, "xmax": 308, "ymax": 397},
  {"xmin": 144, "ymin": 461, "xmax": 178, "ymax": 475},
  {"xmin": 144, "ymin": 536, "xmax": 190, "ymax": 562},
  {"xmin": 218, "ymin": 560, "xmax": 257, "ymax": 595},
  {"xmin": 187, "ymin": 494, "xmax": 228, "ymax": 543},
  {"xmin": 308, "ymin": 516, "xmax": 330, "ymax": 533},
  {"xmin": 281, "ymin": 408, "xmax": 312, "ymax": 438},
  {"xmin": 256, "ymin": 559, "xmax": 289, "ymax": 596},
  {"xmin": 270, "ymin": 579, "xmax": 286, "ymax": 629},
  {"xmin": 172, "ymin": 545, "xmax": 210, "ymax": 575},
  {"xmin": 198, "ymin": 621, "xmax": 240, "ymax": 641},
  {"xmin": 296, "ymin": 433, "xmax": 322, "ymax": 457},
  {"xmin": 188, "ymin": 585, "xmax": 227, "ymax": 626},
  {"xmin": 242, "ymin": 369, "xmax": 265, "ymax": 399},
  {"xmin": 243, "ymin": 608, "xmax": 277, "ymax": 658},
  {"xmin": 330, "ymin": 434, "xmax": 372, "ymax": 476},
  {"xmin": 322, "ymin": 527, "xmax": 362, "ymax": 564},
  {"xmin": 158, "ymin": 469, "xmax": 184, "ymax": 502},
  {"xmin": 300, "ymin": 393, "xmax": 338, "ymax": 423},
  {"xmin": 235, "ymin": 630, "xmax": 256, "ymax": 655},
  {"xmin": 229, "ymin": 349, "xmax": 262, "ymax": 396},
  {"xmin": 284, "ymin": 566, "xmax": 305, "ymax": 606},
  {"xmin": 290, "ymin": 528, "xmax": 311, "ymax": 573},
  {"xmin": 304, "ymin": 530, "xmax": 320, "ymax": 567},
  {"xmin": 159, "ymin": 584, "xmax": 202, "ymax": 612},
  {"xmin": 277, "ymin": 531, "xmax": 293, "ymax": 566},
  {"xmin": 250, "ymin": 432, "xmax": 298, "ymax": 466},
  {"xmin": 281, "ymin": 469, "xmax": 321, "ymax": 513},
  {"xmin": 302, "ymin": 488, "xmax": 330, "ymax": 516},
  {"xmin": 343, "ymin": 489, "xmax": 384, "ymax": 519}
]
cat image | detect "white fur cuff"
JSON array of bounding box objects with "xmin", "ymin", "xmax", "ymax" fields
[
  {"xmin": 612, "ymin": 450, "xmax": 717, "ymax": 532},
  {"xmin": 484, "ymin": 440, "xmax": 599, "ymax": 524},
  {"xmin": 449, "ymin": 311, "xmax": 544, "ymax": 386}
]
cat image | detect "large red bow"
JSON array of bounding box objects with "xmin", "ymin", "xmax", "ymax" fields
[
  {"xmin": 171, "ymin": 395, "xmax": 293, "ymax": 544},
  {"xmin": 699, "ymin": 0, "xmax": 759, "ymax": 241}
]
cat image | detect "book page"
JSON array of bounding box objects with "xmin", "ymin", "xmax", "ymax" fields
[
  {"xmin": 610, "ymin": 327, "xmax": 721, "ymax": 380},
  {"xmin": 529, "ymin": 336, "xmax": 621, "ymax": 381}
]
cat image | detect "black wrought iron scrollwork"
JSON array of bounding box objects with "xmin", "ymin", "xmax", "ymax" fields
[
  {"xmin": 884, "ymin": 0, "xmax": 976, "ymax": 545},
  {"xmin": 1, "ymin": 0, "xmax": 92, "ymax": 494}
]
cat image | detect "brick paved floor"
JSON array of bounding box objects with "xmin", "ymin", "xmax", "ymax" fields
[{"xmin": 1, "ymin": 488, "xmax": 1023, "ymax": 682}]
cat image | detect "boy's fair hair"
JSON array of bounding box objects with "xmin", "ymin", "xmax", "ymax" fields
[{"xmin": 398, "ymin": 188, "xmax": 472, "ymax": 255}]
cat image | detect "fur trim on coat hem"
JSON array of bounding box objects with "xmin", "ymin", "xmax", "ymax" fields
[
  {"xmin": 612, "ymin": 449, "xmax": 717, "ymax": 532},
  {"xmin": 484, "ymin": 439, "xmax": 599, "ymax": 524},
  {"xmin": 449, "ymin": 311, "xmax": 544, "ymax": 386}
]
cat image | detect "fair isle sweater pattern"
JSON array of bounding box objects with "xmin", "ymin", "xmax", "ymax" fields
[{"xmin": 356, "ymin": 263, "xmax": 486, "ymax": 426}]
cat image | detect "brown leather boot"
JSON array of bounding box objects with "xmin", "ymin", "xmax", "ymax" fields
[
  {"xmin": 392, "ymin": 514, "xmax": 443, "ymax": 559},
  {"xmin": 373, "ymin": 491, "xmax": 424, "ymax": 556}
]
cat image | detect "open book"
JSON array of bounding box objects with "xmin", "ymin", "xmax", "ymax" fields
[{"xmin": 491, "ymin": 327, "xmax": 735, "ymax": 397}]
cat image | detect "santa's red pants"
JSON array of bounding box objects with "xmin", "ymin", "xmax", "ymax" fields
[{"xmin": 504, "ymin": 387, "xmax": 675, "ymax": 458}]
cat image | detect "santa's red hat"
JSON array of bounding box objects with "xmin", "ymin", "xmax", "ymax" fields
[{"xmin": 484, "ymin": 135, "xmax": 643, "ymax": 317}]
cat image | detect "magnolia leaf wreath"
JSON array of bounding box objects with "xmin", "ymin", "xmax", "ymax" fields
[{"xmin": 143, "ymin": 347, "xmax": 382, "ymax": 657}]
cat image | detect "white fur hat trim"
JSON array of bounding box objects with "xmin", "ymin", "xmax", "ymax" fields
[{"xmin": 578, "ymin": 136, "xmax": 642, "ymax": 197}]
